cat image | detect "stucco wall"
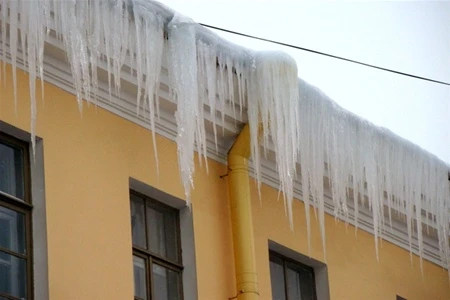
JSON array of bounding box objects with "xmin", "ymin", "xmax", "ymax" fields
[{"xmin": 0, "ymin": 66, "xmax": 449, "ymax": 299}]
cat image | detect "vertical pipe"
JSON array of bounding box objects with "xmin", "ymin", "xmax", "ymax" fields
[{"xmin": 227, "ymin": 124, "xmax": 259, "ymax": 300}]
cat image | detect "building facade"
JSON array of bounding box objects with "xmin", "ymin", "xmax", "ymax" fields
[
  {"xmin": 0, "ymin": 1, "xmax": 449, "ymax": 300},
  {"xmin": 0, "ymin": 66, "xmax": 449, "ymax": 300}
]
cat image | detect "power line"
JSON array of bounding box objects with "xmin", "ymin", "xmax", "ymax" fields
[{"xmin": 200, "ymin": 23, "xmax": 450, "ymax": 87}]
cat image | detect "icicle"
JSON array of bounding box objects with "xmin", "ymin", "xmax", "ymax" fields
[
  {"xmin": 87, "ymin": 0, "xmax": 102, "ymax": 105},
  {"xmin": 8, "ymin": 0, "xmax": 18, "ymax": 111},
  {"xmin": 197, "ymin": 40, "xmax": 219, "ymax": 153},
  {"xmin": 249, "ymin": 51, "xmax": 299, "ymax": 228},
  {"xmin": 131, "ymin": 0, "xmax": 164, "ymax": 176},
  {"xmin": 167, "ymin": 13, "xmax": 199, "ymax": 206},
  {"xmin": 216, "ymin": 52, "xmax": 227, "ymax": 135},
  {"xmin": 1, "ymin": 0, "xmax": 8, "ymax": 84},
  {"xmin": 18, "ymin": 0, "xmax": 47, "ymax": 156}
]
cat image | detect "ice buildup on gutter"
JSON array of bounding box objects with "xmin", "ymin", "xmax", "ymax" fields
[
  {"xmin": 298, "ymin": 79, "xmax": 450, "ymax": 268},
  {"xmin": 0, "ymin": 0, "xmax": 448, "ymax": 273}
]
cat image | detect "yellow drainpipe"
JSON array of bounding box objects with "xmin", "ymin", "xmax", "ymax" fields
[{"xmin": 227, "ymin": 124, "xmax": 259, "ymax": 300}]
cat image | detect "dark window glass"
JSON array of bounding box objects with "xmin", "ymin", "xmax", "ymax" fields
[
  {"xmin": 286, "ymin": 261, "xmax": 316, "ymax": 300},
  {"xmin": 270, "ymin": 255, "xmax": 287, "ymax": 300},
  {"xmin": 131, "ymin": 196, "xmax": 146, "ymax": 249},
  {"xmin": 0, "ymin": 251, "xmax": 27, "ymax": 298},
  {"xmin": 0, "ymin": 133, "xmax": 31, "ymax": 300},
  {"xmin": 152, "ymin": 264, "xmax": 181, "ymax": 300},
  {"xmin": 270, "ymin": 252, "xmax": 317, "ymax": 300},
  {"xmin": 133, "ymin": 255, "xmax": 147, "ymax": 300},
  {"xmin": 147, "ymin": 204, "xmax": 178, "ymax": 261},
  {"xmin": 0, "ymin": 141, "xmax": 24, "ymax": 199},
  {"xmin": 130, "ymin": 191, "xmax": 182, "ymax": 300},
  {"xmin": 0, "ymin": 206, "xmax": 26, "ymax": 254}
]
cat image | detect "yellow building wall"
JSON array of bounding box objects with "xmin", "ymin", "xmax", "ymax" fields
[{"xmin": 0, "ymin": 66, "xmax": 449, "ymax": 300}]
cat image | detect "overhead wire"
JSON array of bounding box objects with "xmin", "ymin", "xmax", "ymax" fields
[{"xmin": 200, "ymin": 23, "xmax": 450, "ymax": 87}]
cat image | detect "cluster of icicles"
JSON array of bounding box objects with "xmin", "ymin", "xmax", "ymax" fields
[{"xmin": 0, "ymin": 0, "xmax": 449, "ymax": 272}]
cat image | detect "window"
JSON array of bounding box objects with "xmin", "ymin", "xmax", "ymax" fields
[
  {"xmin": 270, "ymin": 251, "xmax": 317, "ymax": 300},
  {"xmin": 0, "ymin": 133, "xmax": 32, "ymax": 300},
  {"xmin": 130, "ymin": 191, "xmax": 183, "ymax": 300}
]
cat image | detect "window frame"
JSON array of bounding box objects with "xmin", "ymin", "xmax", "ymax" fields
[
  {"xmin": 130, "ymin": 190, "xmax": 184, "ymax": 300},
  {"xmin": 0, "ymin": 132, "xmax": 33, "ymax": 300},
  {"xmin": 269, "ymin": 250, "xmax": 318, "ymax": 300}
]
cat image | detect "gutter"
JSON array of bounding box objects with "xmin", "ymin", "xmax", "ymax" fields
[{"xmin": 227, "ymin": 124, "xmax": 259, "ymax": 300}]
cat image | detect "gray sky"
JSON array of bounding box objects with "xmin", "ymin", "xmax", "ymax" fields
[{"xmin": 162, "ymin": 0, "xmax": 450, "ymax": 164}]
